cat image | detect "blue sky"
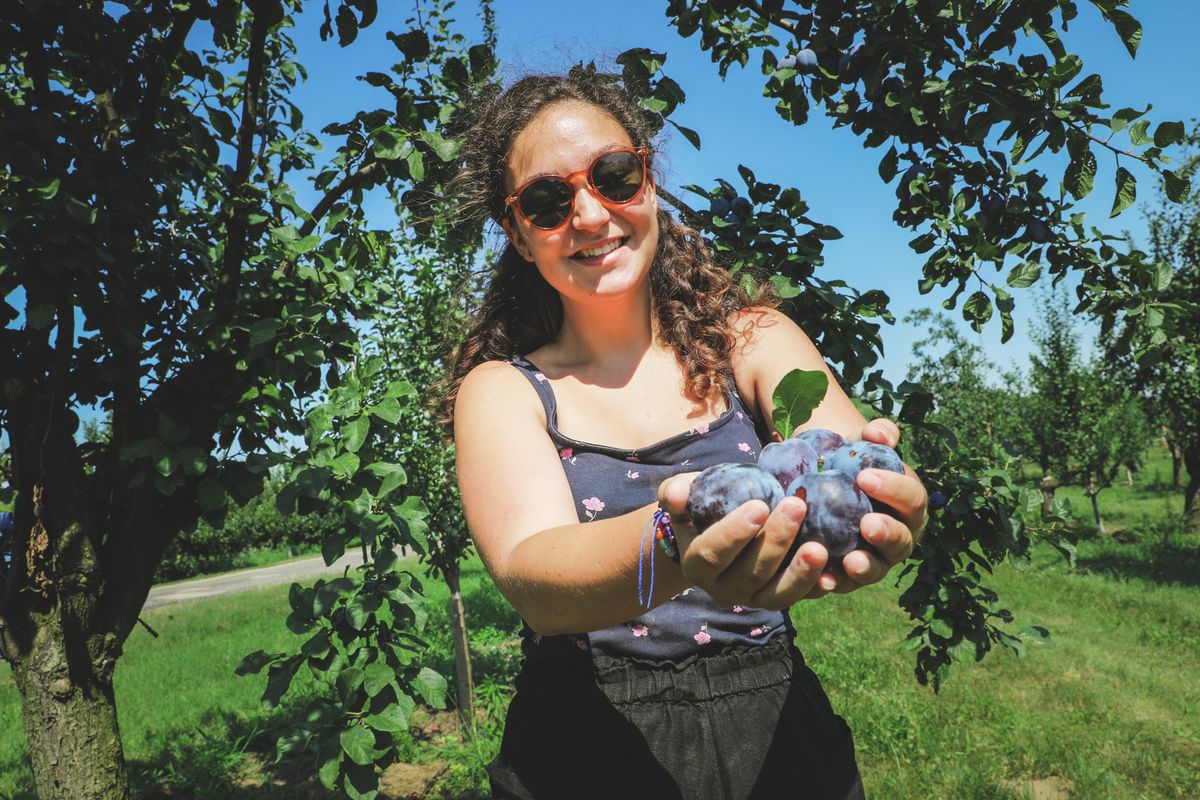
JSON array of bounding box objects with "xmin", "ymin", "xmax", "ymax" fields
[{"xmin": 289, "ymin": 1, "xmax": 1199, "ymax": 386}]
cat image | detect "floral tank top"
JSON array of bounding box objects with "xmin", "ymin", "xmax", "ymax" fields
[{"xmin": 507, "ymin": 355, "xmax": 789, "ymax": 662}]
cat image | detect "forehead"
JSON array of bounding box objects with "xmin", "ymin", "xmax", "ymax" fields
[{"xmin": 506, "ymin": 100, "xmax": 634, "ymax": 187}]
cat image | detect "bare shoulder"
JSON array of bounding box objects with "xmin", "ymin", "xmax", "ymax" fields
[
  {"xmin": 726, "ymin": 305, "xmax": 865, "ymax": 438},
  {"xmin": 456, "ymin": 359, "xmax": 544, "ymax": 419}
]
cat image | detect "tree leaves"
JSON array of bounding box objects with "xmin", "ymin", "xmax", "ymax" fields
[
  {"xmin": 771, "ymin": 369, "xmax": 830, "ymax": 440},
  {"xmin": 1111, "ymin": 166, "xmax": 1137, "ymax": 217}
]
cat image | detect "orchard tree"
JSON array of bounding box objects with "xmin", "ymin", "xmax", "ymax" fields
[
  {"xmin": 1117, "ymin": 122, "xmax": 1200, "ymax": 529},
  {"xmin": 1073, "ymin": 365, "xmax": 1151, "ymax": 533},
  {"xmin": 899, "ymin": 308, "xmax": 1023, "ymax": 469},
  {"xmin": 0, "ymin": 1, "xmax": 492, "ymax": 797}
]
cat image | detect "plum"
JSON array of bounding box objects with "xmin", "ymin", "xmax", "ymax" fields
[
  {"xmin": 928, "ymin": 491, "xmax": 948, "ymax": 511},
  {"xmin": 758, "ymin": 437, "xmax": 818, "ymax": 491},
  {"xmin": 793, "ymin": 428, "xmax": 848, "ymax": 470},
  {"xmin": 710, "ymin": 196, "xmax": 732, "ymax": 217},
  {"xmin": 785, "ymin": 471, "xmax": 875, "ymax": 563},
  {"xmin": 795, "ymin": 48, "xmax": 819, "ymax": 72},
  {"xmin": 686, "ymin": 463, "xmax": 784, "ymax": 533},
  {"xmin": 826, "ymin": 441, "xmax": 905, "ymax": 478}
]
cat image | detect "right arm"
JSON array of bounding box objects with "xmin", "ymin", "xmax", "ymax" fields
[{"xmin": 454, "ymin": 360, "xmax": 691, "ymax": 636}]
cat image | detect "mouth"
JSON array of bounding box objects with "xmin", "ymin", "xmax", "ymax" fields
[{"xmin": 571, "ymin": 237, "xmax": 628, "ymax": 260}]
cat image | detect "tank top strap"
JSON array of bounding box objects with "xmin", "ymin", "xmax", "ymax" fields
[{"xmin": 506, "ymin": 355, "xmax": 559, "ymax": 426}]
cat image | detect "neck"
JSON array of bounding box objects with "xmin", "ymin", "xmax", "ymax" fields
[{"xmin": 552, "ymin": 282, "xmax": 658, "ymax": 376}]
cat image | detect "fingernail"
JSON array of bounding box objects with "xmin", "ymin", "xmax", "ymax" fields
[{"xmin": 820, "ymin": 573, "xmax": 838, "ymax": 591}]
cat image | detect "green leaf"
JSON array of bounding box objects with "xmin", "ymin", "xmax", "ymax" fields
[
  {"xmin": 365, "ymin": 694, "xmax": 415, "ymax": 732},
  {"xmin": 771, "ymin": 369, "xmax": 830, "ymax": 440},
  {"xmin": 964, "ymin": 291, "xmax": 993, "ymax": 331},
  {"xmin": 340, "ymin": 724, "xmax": 377, "ymax": 766},
  {"xmin": 365, "ymin": 461, "xmax": 407, "ymax": 499},
  {"xmin": 262, "ymin": 655, "xmax": 303, "ymax": 708},
  {"xmin": 1163, "ymin": 169, "xmax": 1190, "ymax": 203},
  {"xmin": 196, "ymin": 477, "xmax": 227, "ymax": 512},
  {"xmin": 249, "ymin": 319, "xmax": 281, "ymax": 348},
  {"xmin": 410, "ymin": 666, "xmax": 448, "ymax": 708},
  {"xmin": 36, "ymin": 178, "xmax": 61, "ymax": 199},
  {"xmin": 342, "ymin": 415, "xmax": 370, "ymax": 453},
  {"xmin": 1128, "ymin": 119, "xmax": 1151, "ymax": 146},
  {"xmin": 363, "ymin": 662, "xmax": 395, "ymax": 697},
  {"xmin": 1064, "ymin": 148, "xmax": 1096, "ymax": 200},
  {"xmin": 1006, "ymin": 260, "xmax": 1042, "ymax": 288},
  {"xmin": 1106, "ymin": 9, "xmax": 1143, "ymax": 57},
  {"xmin": 929, "ymin": 618, "xmax": 954, "ymax": 640},
  {"xmin": 318, "ymin": 751, "xmax": 341, "ymax": 791},
  {"xmin": 667, "ymin": 119, "xmax": 701, "ymax": 150},
  {"xmin": 1154, "ymin": 121, "xmax": 1186, "ymax": 148},
  {"xmin": 418, "ymin": 130, "xmax": 460, "ymax": 161},
  {"xmin": 878, "ymin": 145, "xmax": 898, "ymax": 183},
  {"xmin": 235, "ymin": 650, "xmax": 278, "ymax": 676},
  {"xmin": 330, "ymin": 452, "xmax": 361, "ymax": 480},
  {"xmin": 1110, "ymin": 166, "xmax": 1136, "ymax": 217},
  {"xmin": 1155, "ymin": 262, "xmax": 1173, "ymax": 291},
  {"xmin": 369, "ymin": 397, "xmax": 402, "ymax": 423}
]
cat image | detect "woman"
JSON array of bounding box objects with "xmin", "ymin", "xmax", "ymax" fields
[{"xmin": 443, "ymin": 71, "xmax": 927, "ymax": 799}]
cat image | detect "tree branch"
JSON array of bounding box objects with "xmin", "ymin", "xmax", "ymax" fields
[
  {"xmin": 130, "ymin": 4, "xmax": 203, "ymax": 150},
  {"xmin": 655, "ymin": 185, "xmax": 707, "ymax": 230},
  {"xmin": 298, "ymin": 160, "xmax": 382, "ymax": 239},
  {"xmin": 214, "ymin": 2, "xmax": 271, "ymax": 320}
]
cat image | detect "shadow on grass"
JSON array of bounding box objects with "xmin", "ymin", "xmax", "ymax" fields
[{"xmin": 1073, "ymin": 530, "xmax": 1200, "ymax": 588}]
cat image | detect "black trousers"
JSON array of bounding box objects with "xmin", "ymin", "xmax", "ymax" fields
[{"xmin": 487, "ymin": 634, "xmax": 866, "ymax": 799}]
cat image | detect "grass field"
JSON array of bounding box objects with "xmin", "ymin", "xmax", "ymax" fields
[{"xmin": 1, "ymin": 446, "xmax": 1197, "ymax": 798}]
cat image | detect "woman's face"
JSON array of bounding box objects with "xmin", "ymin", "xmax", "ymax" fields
[{"xmin": 501, "ymin": 100, "xmax": 659, "ymax": 305}]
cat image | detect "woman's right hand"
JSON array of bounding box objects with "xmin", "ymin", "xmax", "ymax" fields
[{"xmin": 656, "ymin": 473, "xmax": 835, "ymax": 610}]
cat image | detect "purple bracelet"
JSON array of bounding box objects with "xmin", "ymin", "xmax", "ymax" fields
[{"xmin": 637, "ymin": 508, "xmax": 679, "ymax": 609}]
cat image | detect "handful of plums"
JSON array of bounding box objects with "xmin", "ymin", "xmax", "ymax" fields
[{"xmin": 685, "ymin": 429, "xmax": 905, "ymax": 565}]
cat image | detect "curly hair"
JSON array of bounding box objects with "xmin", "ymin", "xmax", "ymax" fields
[{"xmin": 438, "ymin": 69, "xmax": 779, "ymax": 432}]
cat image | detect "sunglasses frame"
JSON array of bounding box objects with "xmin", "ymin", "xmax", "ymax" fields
[{"xmin": 504, "ymin": 146, "xmax": 651, "ymax": 230}]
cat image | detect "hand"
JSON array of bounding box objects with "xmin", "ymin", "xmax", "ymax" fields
[
  {"xmin": 656, "ymin": 472, "xmax": 831, "ymax": 610},
  {"xmin": 829, "ymin": 417, "xmax": 928, "ymax": 594}
]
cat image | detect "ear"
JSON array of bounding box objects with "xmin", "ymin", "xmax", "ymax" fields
[
  {"xmin": 501, "ymin": 216, "xmax": 535, "ymax": 262},
  {"xmin": 646, "ymin": 175, "xmax": 659, "ymax": 210}
]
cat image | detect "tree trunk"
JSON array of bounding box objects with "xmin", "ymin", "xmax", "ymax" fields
[
  {"xmin": 1087, "ymin": 480, "xmax": 1105, "ymax": 536},
  {"xmin": 9, "ymin": 621, "xmax": 128, "ymax": 799},
  {"xmin": 1185, "ymin": 448, "xmax": 1200, "ymax": 534},
  {"xmin": 1125, "ymin": 467, "xmax": 1134, "ymax": 486},
  {"xmin": 444, "ymin": 563, "xmax": 475, "ymax": 729},
  {"xmin": 1172, "ymin": 442, "xmax": 1184, "ymax": 489},
  {"xmin": 1039, "ymin": 475, "xmax": 1061, "ymax": 519}
]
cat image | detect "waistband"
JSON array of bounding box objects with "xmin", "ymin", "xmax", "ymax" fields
[{"xmin": 515, "ymin": 633, "xmax": 800, "ymax": 706}]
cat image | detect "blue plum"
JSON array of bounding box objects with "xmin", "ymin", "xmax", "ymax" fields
[
  {"xmin": 795, "ymin": 48, "xmax": 819, "ymax": 72},
  {"xmin": 785, "ymin": 471, "xmax": 875, "ymax": 563},
  {"xmin": 731, "ymin": 196, "xmax": 753, "ymax": 218},
  {"xmin": 825, "ymin": 441, "xmax": 905, "ymax": 479},
  {"xmin": 793, "ymin": 428, "xmax": 848, "ymax": 470},
  {"xmin": 778, "ymin": 53, "xmax": 798, "ymax": 70},
  {"xmin": 710, "ymin": 196, "xmax": 732, "ymax": 217},
  {"xmin": 758, "ymin": 438, "xmax": 818, "ymax": 492},
  {"xmin": 928, "ymin": 491, "xmax": 948, "ymax": 511},
  {"xmin": 686, "ymin": 463, "xmax": 785, "ymax": 533}
]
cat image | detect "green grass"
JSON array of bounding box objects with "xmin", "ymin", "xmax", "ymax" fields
[{"xmin": 2, "ymin": 447, "xmax": 1197, "ymax": 798}]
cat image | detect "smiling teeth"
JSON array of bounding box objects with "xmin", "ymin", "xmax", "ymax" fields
[{"xmin": 577, "ymin": 239, "xmax": 623, "ymax": 258}]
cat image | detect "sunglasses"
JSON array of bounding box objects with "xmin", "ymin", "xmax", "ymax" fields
[{"xmin": 504, "ymin": 146, "xmax": 650, "ymax": 230}]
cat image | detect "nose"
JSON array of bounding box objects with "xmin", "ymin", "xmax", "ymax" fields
[{"xmin": 571, "ymin": 182, "xmax": 610, "ymax": 232}]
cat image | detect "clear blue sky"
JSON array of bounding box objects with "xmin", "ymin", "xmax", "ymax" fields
[{"xmin": 288, "ymin": 1, "xmax": 1200, "ymax": 386}]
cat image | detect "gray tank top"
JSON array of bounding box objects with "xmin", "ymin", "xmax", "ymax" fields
[{"xmin": 507, "ymin": 355, "xmax": 789, "ymax": 662}]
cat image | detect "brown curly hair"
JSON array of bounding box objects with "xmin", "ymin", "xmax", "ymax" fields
[{"xmin": 439, "ymin": 69, "xmax": 778, "ymax": 432}]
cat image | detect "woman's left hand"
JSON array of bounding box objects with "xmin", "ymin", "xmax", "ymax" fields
[{"xmin": 813, "ymin": 417, "xmax": 928, "ymax": 597}]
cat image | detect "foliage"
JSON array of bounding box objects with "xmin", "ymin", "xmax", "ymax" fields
[
  {"xmin": 0, "ymin": 0, "xmax": 471, "ymax": 796},
  {"xmin": 665, "ymin": 0, "xmax": 1191, "ymax": 363},
  {"xmin": 1118, "ymin": 122, "xmax": 1200, "ymax": 529},
  {"xmin": 901, "ymin": 308, "xmax": 1024, "ymax": 468},
  {"xmin": 154, "ymin": 482, "xmax": 342, "ymax": 582}
]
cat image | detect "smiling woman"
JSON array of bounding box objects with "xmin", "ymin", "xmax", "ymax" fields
[{"xmin": 436, "ymin": 68, "xmax": 927, "ymax": 799}]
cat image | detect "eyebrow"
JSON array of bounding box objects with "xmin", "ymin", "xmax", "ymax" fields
[{"xmin": 515, "ymin": 143, "xmax": 632, "ymax": 186}]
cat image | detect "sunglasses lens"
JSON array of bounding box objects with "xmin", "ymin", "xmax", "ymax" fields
[
  {"xmin": 518, "ymin": 178, "xmax": 574, "ymax": 229},
  {"xmin": 592, "ymin": 150, "xmax": 644, "ymax": 202}
]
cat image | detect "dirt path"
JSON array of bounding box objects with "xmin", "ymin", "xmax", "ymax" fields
[{"xmin": 142, "ymin": 547, "xmax": 410, "ymax": 611}]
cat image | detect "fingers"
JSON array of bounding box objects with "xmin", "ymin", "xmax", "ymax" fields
[
  {"xmin": 714, "ymin": 496, "xmax": 807, "ymax": 601},
  {"xmin": 860, "ymin": 417, "xmax": 901, "ymax": 448},
  {"xmin": 681, "ymin": 499, "xmax": 770, "ymax": 586},
  {"xmin": 856, "ymin": 468, "xmax": 928, "ymax": 535},
  {"xmin": 749, "ymin": 540, "xmax": 830, "ymax": 608}
]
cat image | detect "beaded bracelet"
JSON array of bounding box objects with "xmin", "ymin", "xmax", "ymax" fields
[{"xmin": 637, "ymin": 508, "xmax": 679, "ymax": 609}]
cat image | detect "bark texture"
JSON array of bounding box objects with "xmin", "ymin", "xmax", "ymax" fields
[{"xmin": 445, "ymin": 564, "xmax": 475, "ymax": 727}]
